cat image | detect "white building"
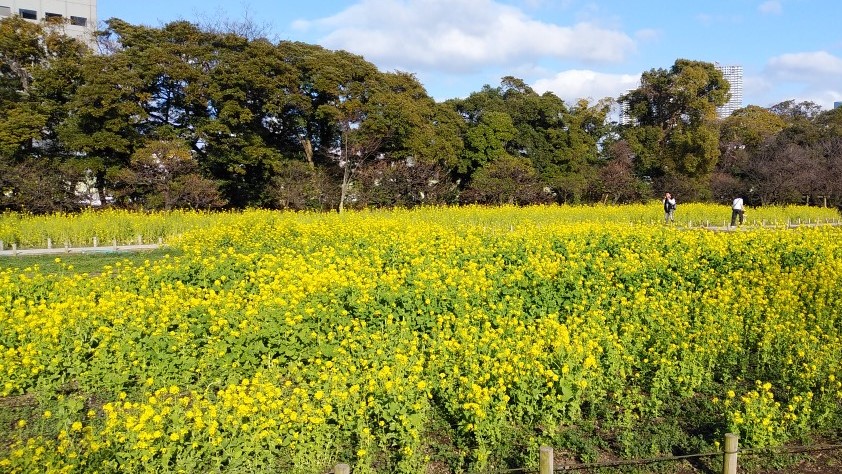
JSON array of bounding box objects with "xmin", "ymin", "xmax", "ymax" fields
[
  {"xmin": 618, "ymin": 90, "xmax": 636, "ymax": 126},
  {"xmin": 714, "ymin": 64, "xmax": 743, "ymax": 118},
  {"xmin": 0, "ymin": 1, "xmax": 97, "ymax": 48}
]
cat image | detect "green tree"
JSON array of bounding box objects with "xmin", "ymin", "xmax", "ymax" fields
[
  {"xmin": 0, "ymin": 16, "xmax": 87, "ymax": 158},
  {"xmin": 461, "ymin": 110, "xmax": 517, "ymax": 174},
  {"xmin": 720, "ymin": 105, "xmax": 787, "ymax": 150},
  {"xmin": 714, "ymin": 105, "xmax": 786, "ymax": 200},
  {"xmin": 807, "ymin": 106, "xmax": 842, "ymax": 207},
  {"xmin": 0, "ymin": 16, "xmax": 89, "ymax": 211},
  {"xmin": 57, "ymin": 35, "xmax": 148, "ymax": 198},
  {"xmin": 463, "ymin": 154, "xmax": 548, "ymax": 205},
  {"xmin": 620, "ymin": 59, "xmax": 729, "ymax": 199},
  {"xmin": 549, "ymin": 98, "xmax": 611, "ymax": 202},
  {"xmin": 199, "ymin": 35, "xmax": 295, "ymax": 206},
  {"xmin": 450, "ymin": 77, "xmax": 610, "ymax": 203}
]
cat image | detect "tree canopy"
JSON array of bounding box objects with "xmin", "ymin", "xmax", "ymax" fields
[{"xmin": 0, "ymin": 16, "xmax": 840, "ymax": 213}]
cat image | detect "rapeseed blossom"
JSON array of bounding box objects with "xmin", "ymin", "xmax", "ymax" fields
[{"xmin": 0, "ymin": 206, "xmax": 841, "ymax": 472}]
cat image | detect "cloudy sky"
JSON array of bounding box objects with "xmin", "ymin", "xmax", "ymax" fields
[{"xmin": 100, "ymin": 0, "xmax": 842, "ymax": 110}]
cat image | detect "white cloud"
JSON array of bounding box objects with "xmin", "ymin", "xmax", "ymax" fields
[
  {"xmin": 767, "ymin": 51, "xmax": 842, "ymax": 81},
  {"xmin": 532, "ymin": 69, "xmax": 640, "ymax": 103},
  {"xmin": 758, "ymin": 1, "xmax": 782, "ymax": 15},
  {"xmin": 293, "ymin": 0, "xmax": 636, "ymax": 73},
  {"xmin": 744, "ymin": 75, "xmax": 774, "ymax": 96},
  {"xmin": 760, "ymin": 52, "xmax": 842, "ymax": 109},
  {"xmin": 634, "ymin": 28, "xmax": 660, "ymax": 42}
]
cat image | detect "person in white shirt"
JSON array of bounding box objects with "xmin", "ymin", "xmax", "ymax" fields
[
  {"xmin": 663, "ymin": 193, "xmax": 676, "ymax": 224},
  {"xmin": 731, "ymin": 197, "xmax": 744, "ymax": 226}
]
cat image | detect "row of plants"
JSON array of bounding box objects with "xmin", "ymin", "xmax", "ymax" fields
[
  {"xmin": 1, "ymin": 205, "xmax": 841, "ymax": 473},
  {"xmin": 0, "ymin": 209, "xmax": 236, "ymax": 249},
  {"xmin": 1, "ymin": 203, "xmax": 839, "ymax": 249}
]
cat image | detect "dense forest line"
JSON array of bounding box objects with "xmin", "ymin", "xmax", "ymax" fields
[{"xmin": 1, "ymin": 16, "xmax": 841, "ymax": 213}]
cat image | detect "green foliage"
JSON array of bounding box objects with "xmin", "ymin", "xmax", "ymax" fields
[
  {"xmin": 462, "ymin": 111, "xmax": 517, "ymax": 174},
  {"xmin": 720, "ymin": 106, "xmax": 787, "ymax": 150},
  {"xmin": 464, "ymin": 155, "xmax": 548, "ymax": 205},
  {"xmin": 1, "ymin": 207, "xmax": 842, "ymax": 472},
  {"xmin": 620, "ymin": 59, "xmax": 730, "ymax": 198},
  {"xmin": 2, "ymin": 14, "xmax": 842, "ymax": 212}
]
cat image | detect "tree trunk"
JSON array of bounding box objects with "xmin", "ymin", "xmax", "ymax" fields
[
  {"xmin": 339, "ymin": 162, "xmax": 350, "ymax": 213},
  {"xmin": 300, "ymin": 138, "xmax": 314, "ymax": 169}
]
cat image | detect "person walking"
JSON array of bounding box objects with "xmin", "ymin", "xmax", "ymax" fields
[
  {"xmin": 663, "ymin": 193, "xmax": 676, "ymax": 224},
  {"xmin": 731, "ymin": 197, "xmax": 744, "ymax": 227}
]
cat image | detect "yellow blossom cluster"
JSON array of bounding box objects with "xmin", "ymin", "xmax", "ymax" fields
[{"xmin": 1, "ymin": 205, "xmax": 841, "ymax": 472}]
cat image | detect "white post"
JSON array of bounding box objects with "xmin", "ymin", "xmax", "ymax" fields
[
  {"xmin": 723, "ymin": 433, "xmax": 738, "ymax": 474},
  {"xmin": 539, "ymin": 446, "xmax": 553, "ymax": 474}
]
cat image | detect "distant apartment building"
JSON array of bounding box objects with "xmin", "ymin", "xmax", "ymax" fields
[
  {"xmin": 715, "ymin": 64, "xmax": 743, "ymax": 118},
  {"xmin": 0, "ymin": 0, "xmax": 97, "ymax": 48},
  {"xmin": 835, "ymin": 101, "xmax": 842, "ymax": 109},
  {"xmin": 618, "ymin": 90, "xmax": 636, "ymax": 126}
]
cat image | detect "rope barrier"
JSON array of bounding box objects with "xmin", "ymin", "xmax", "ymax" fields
[
  {"xmin": 740, "ymin": 443, "xmax": 842, "ymax": 456},
  {"xmin": 553, "ymin": 451, "xmax": 722, "ymax": 471},
  {"xmin": 490, "ymin": 443, "xmax": 842, "ymax": 473}
]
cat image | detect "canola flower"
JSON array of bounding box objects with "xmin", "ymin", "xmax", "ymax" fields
[{"xmin": 0, "ymin": 205, "xmax": 841, "ymax": 473}]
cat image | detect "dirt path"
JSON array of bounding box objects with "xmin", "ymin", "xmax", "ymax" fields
[{"xmin": 0, "ymin": 243, "xmax": 162, "ymax": 257}]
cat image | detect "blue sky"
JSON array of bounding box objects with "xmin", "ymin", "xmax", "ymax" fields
[{"xmin": 98, "ymin": 0, "xmax": 842, "ymax": 110}]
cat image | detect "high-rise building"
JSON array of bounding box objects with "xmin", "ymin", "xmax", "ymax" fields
[
  {"xmin": 0, "ymin": 1, "xmax": 97, "ymax": 48},
  {"xmin": 714, "ymin": 64, "xmax": 743, "ymax": 118},
  {"xmin": 618, "ymin": 91, "xmax": 636, "ymax": 126}
]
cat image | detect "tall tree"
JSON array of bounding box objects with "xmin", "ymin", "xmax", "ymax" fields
[
  {"xmin": 620, "ymin": 59, "xmax": 729, "ymax": 199},
  {"xmin": 809, "ymin": 107, "xmax": 842, "ymax": 207},
  {"xmin": 199, "ymin": 34, "xmax": 294, "ymax": 206},
  {"xmin": 550, "ymin": 98, "xmax": 611, "ymax": 202},
  {"xmin": 0, "ymin": 16, "xmax": 87, "ymax": 158},
  {"xmin": 449, "ymin": 77, "xmax": 611, "ymax": 203},
  {"xmin": 0, "ymin": 16, "xmax": 89, "ymax": 211},
  {"xmin": 714, "ymin": 105, "xmax": 786, "ymax": 201}
]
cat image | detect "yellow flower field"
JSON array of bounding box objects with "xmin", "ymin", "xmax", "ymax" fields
[{"xmin": 1, "ymin": 205, "xmax": 841, "ymax": 473}]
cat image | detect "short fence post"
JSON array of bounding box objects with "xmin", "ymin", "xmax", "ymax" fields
[
  {"xmin": 93, "ymin": 236, "xmax": 99, "ymax": 247},
  {"xmin": 47, "ymin": 238, "xmax": 52, "ymax": 249},
  {"xmin": 137, "ymin": 234, "xmax": 143, "ymax": 245},
  {"xmin": 12, "ymin": 243, "xmax": 17, "ymax": 256},
  {"xmin": 112, "ymin": 238, "xmax": 117, "ymax": 250},
  {"xmin": 64, "ymin": 240, "xmax": 70, "ymax": 253},
  {"xmin": 723, "ymin": 433, "xmax": 738, "ymax": 474},
  {"xmin": 539, "ymin": 445, "xmax": 553, "ymax": 474},
  {"xmin": 335, "ymin": 463, "xmax": 350, "ymax": 474},
  {"xmin": 158, "ymin": 236, "xmax": 163, "ymax": 245}
]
